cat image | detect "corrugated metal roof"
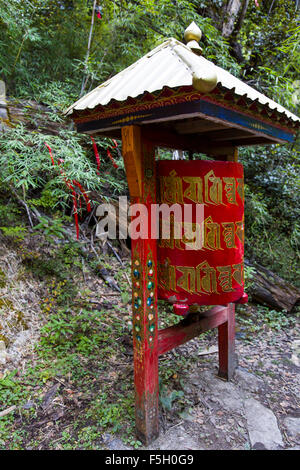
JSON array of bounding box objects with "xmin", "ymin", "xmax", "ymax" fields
[{"xmin": 66, "ymin": 38, "xmax": 299, "ymax": 123}]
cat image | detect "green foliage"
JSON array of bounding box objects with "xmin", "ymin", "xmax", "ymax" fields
[
  {"xmin": 0, "ymin": 370, "xmax": 20, "ymax": 390},
  {"xmin": 244, "ymin": 264, "xmax": 256, "ymax": 293},
  {"xmin": 159, "ymin": 381, "xmax": 184, "ymax": 412},
  {"xmin": 0, "ymin": 124, "xmax": 126, "ymax": 219},
  {"xmin": 33, "ymin": 216, "xmax": 65, "ymax": 239},
  {"xmin": 239, "ymin": 1, "xmax": 300, "ymax": 112},
  {"xmin": 85, "ymin": 392, "xmax": 124, "ymax": 432},
  {"xmin": 28, "ymin": 187, "xmax": 60, "ymax": 211},
  {"xmin": 237, "ymin": 304, "xmax": 297, "ymax": 338},
  {"xmin": 39, "ymin": 307, "xmax": 119, "ymax": 358},
  {"xmin": 0, "ymin": 225, "xmax": 28, "ymax": 241},
  {"xmin": 240, "ymin": 145, "xmax": 300, "ymax": 285},
  {"xmin": 0, "ymin": 198, "xmax": 23, "ymax": 226}
]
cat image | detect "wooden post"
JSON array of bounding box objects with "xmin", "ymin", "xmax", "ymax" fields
[
  {"xmin": 216, "ymin": 147, "xmax": 238, "ymax": 380},
  {"xmin": 121, "ymin": 125, "xmax": 159, "ymax": 445},
  {"xmin": 218, "ymin": 303, "xmax": 236, "ymax": 380}
]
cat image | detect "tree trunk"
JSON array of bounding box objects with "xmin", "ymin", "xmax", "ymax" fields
[
  {"xmin": 221, "ymin": 0, "xmax": 249, "ymax": 63},
  {"xmin": 222, "ymin": 0, "xmax": 243, "ymax": 37},
  {"xmin": 245, "ymin": 259, "xmax": 300, "ymax": 312}
]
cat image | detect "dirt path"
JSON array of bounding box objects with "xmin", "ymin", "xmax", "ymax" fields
[{"xmin": 106, "ymin": 325, "xmax": 300, "ymax": 451}]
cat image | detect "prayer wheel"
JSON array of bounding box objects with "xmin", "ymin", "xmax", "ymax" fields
[{"xmin": 157, "ymin": 159, "xmax": 247, "ymax": 315}]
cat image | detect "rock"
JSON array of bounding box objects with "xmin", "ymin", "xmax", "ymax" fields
[
  {"xmin": 0, "ymin": 81, "xmax": 9, "ymax": 132},
  {"xmin": 102, "ymin": 433, "xmax": 131, "ymax": 450},
  {"xmin": 290, "ymin": 340, "xmax": 300, "ymax": 367},
  {"xmin": 147, "ymin": 426, "xmax": 202, "ymax": 450},
  {"xmin": 7, "ymin": 330, "xmax": 32, "ymax": 363},
  {"xmin": 244, "ymin": 398, "xmax": 284, "ymax": 450},
  {"xmin": 283, "ymin": 417, "xmax": 300, "ymax": 440},
  {"xmin": 0, "ymin": 340, "xmax": 7, "ymax": 365},
  {"xmin": 193, "ymin": 370, "xmax": 244, "ymax": 414},
  {"xmin": 23, "ymin": 401, "xmax": 35, "ymax": 410},
  {"xmin": 235, "ymin": 367, "xmax": 264, "ymax": 393}
]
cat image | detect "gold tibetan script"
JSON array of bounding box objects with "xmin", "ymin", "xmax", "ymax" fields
[
  {"xmin": 223, "ymin": 177, "xmax": 237, "ymax": 205},
  {"xmin": 203, "ymin": 216, "xmax": 222, "ymax": 251},
  {"xmin": 183, "ymin": 177, "xmax": 204, "ymax": 203},
  {"xmin": 160, "ymin": 170, "xmax": 244, "ymax": 206},
  {"xmin": 222, "ymin": 222, "xmax": 236, "ymax": 249},
  {"xmin": 177, "ymin": 266, "xmax": 195, "ymax": 293},
  {"xmin": 158, "ymin": 217, "xmax": 244, "ymax": 251},
  {"xmin": 158, "ymin": 260, "xmax": 244, "ymax": 294},
  {"xmin": 158, "ymin": 258, "xmax": 177, "ymax": 292},
  {"xmin": 160, "ymin": 170, "xmax": 183, "ymax": 204},
  {"xmin": 197, "ymin": 261, "xmax": 218, "ymax": 294},
  {"xmin": 204, "ymin": 170, "xmax": 223, "ymax": 205}
]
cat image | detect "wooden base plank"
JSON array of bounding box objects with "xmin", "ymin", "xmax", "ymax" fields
[{"xmin": 158, "ymin": 306, "xmax": 228, "ymax": 356}]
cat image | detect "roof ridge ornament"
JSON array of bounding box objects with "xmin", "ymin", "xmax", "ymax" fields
[
  {"xmin": 174, "ymin": 22, "xmax": 218, "ymax": 94},
  {"xmin": 184, "ymin": 22, "xmax": 203, "ymax": 56}
]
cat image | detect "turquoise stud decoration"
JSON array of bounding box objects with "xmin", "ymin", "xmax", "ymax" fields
[{"xmin": 147, "ymin": 281, "xmax": 154, "ymax": 290}]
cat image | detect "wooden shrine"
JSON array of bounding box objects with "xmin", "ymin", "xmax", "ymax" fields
[{"xmin": 67, "ymin": 22, "xmax": 300, "ymax": 445}]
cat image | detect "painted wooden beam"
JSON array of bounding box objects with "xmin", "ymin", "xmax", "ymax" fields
[
  {"xmin": 121, "ymin": 126, "xmax": 143, "ymax": 198},
  {"xmin": 205, "ymin": 129, "xmax": 255, "ymax": 142},
  {"xmin": 142, "ymin": 126, "xmax": 236, "ymax": 155},
  {"xmin": 158, "ymin": 306, "xmax": 229, "ymax": 356},
  {"xmin": 174, "ymin": 119, "xmax": 228, "ymax": 134},
  {"xmin": 76, "ymin": 97, "xmax": 296, "ymax": 144}
]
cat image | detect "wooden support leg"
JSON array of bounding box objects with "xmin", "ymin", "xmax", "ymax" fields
[
  {"xmin": 217, "ymin": 148, "xmax": 239, "ymax": 380},
  {"xmin": 218, "ymin": 303, "xmax": 236, "ymax": 380},
  {"xmin": 122, "ymin": 125, "xmax": 159, "ymax": 445},
  {"xmin": 131, "ymin": 237, "xmax": 159, "ymax": 445}
]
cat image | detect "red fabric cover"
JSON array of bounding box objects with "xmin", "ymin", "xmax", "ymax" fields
[{"xmin": 157, "ymin": 160, "xmax": 245, "ymax": 306}]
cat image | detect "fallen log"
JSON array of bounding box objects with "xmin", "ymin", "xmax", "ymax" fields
[
  {"xmin": 245, "ymin": 259, "xmax": 300, "ymax": 312},
  {"xmin": 6, "ymin": 97, "xmax": 68, "ymax": 135}
]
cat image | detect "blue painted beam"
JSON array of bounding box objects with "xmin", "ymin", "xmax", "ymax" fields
[{"xmin": 76, "ymin": 98, "xmax": 296, "ymax": 144}]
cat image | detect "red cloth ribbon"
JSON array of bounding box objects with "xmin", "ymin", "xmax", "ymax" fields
[
  {"xmin": 45, "ymin": 142, "xmax": 91, "ymax": 239},
  {"xmin": 91, "ymin": 137, "xmax": 119, "ymax": 171},
  {"xmin": 107, "ymin": 139, "xmax": 119, "ymax": 169},
  {"xmin": 90, "ymin": 136, "xmax": 100, "ymax": 174},
  {"xmin": 72, "ymin": 180, "xmax": 91, "ymax": 212},
  {"xmin": 45, "ymin": 143, "xmax": 55, "ymax": 167},
  {"xmin": 106, "ymin": 148, "xmax": 119, "ymax": 169}
]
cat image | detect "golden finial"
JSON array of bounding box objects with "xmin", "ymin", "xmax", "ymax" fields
[
  {"xmin": 184, "ymin": 22, "xmax": 202, "ymax": 42},
  {"xmin": 184, "ymin": 22, "xmax": 202, "ymax": 55}
]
